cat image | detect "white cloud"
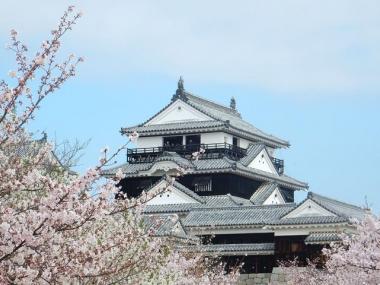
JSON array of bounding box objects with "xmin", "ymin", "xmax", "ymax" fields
[{"xmin": 1, "ymin": 0, "xmax": 380, "ymax": 97}]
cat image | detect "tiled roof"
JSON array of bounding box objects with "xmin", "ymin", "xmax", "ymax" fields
[
  {"xmin": 121, "ymin": 92, "xmax": 289, "ymax": 148},
  {"xmin": 239, "ymin": 143, "xmax": 266, "ymax": 166},
  {"xmin": 304, "ymin": 232, "xmax": 341, "ymax": 244},
  {"xmin": 143, "ymin": 176, "xmax": 205, "ymax": 204},
  {"xmin": 122, "ymin": 120, "xmax": 227, "ymax": 136},
  {"xmin": 143, "ymin": 191, "xmax": 364, "ymax": 229},
  {"xmin": 250, "ymin": 182, "xmax": 278, "ymax": 205},
  {"xmin": 143, "ymin": 203, "xmax": 200, "ymax": 214},
  {"xmin": 268, "ymin": 216, "xmax": 349, "ymax": 226},
  {"xmin": 182, "ymin": 204, "xmax": 295, "ymax": 228},
  {"xmin": 101, "ymin": 152, "xmax": 195, "ymax": 177},
  {"xmin": 191, "ymin": 157, "xmax": 233, "ymax": 170},
  {"xmin": 308, "ymin": 192, "xmax": 366, "ymax": 220},
  {"xmin": 181, "ymin": 243, "xmax": 275, "ymax": 255},
  {"xmin": 142, "ymin": 214, "xmax": 190, "ymax": 240},
  {"xmin": 101, "ymin": 162, "xmax": 152, "ymax": 176},
  {"xmin": 102, "ymin": 155, "xmax": 308, "ymax": 190},
  {"xmin": 171, "ymin": 179, "xmax": 205, "ymax": 203},
  {"xmin": 234, "ymin": 163, "xmax": 307, "ymax": 189},
  {"xmin": 266, "ymin": 192, "xmax": 367, "ymax": 227},
  {"xmin": 154, "ymin": 151, "xmax": 195, "ymax": 169},
  {"xmin": 143, "ymin": 193, "xmax": 253, "ymax": 214},
  {"xmin": 202, "ymin": 194, "xmax": 253, "ymax": 207},
  {"xmin": 185, "ymin": 93, "xmax": 290, "ymax": 148}
]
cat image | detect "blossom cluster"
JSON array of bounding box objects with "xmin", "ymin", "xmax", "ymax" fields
[
  {"xmin": 281, "ymin": 215, "xmax": 380, "ymax": 285},
  {"xmin": 0, "ymin": 7, "xmax": 238, "ymax": 284}
]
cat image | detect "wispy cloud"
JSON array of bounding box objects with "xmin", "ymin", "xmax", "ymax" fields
[{"xmin": 1, "ymin": 0, "xmax": 380, "ymax": 97}]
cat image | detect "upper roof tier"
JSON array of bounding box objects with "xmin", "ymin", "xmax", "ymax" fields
[{"xmin": 121, "ymin": 79, "xmax": 290, "ymax": 149}]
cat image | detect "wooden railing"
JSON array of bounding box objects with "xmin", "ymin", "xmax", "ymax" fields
[
  {"xmin": 271, "ymin": 157, "xmax": 284, "ymax": 174},
  {"xmin": 127, "ymin": 143, "xmax": 247, "ymax": 163}
]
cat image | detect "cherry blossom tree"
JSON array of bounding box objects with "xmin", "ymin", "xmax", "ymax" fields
[
  {"xmin": 281, "ymin": 215, "xmax": 380, "ymax": 285},
  {"xmin": 0, "ymin": 7, "xmax": 238, "ymax": 284}
]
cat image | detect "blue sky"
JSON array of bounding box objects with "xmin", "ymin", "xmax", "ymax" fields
[{"xmin": 1, "ymin": 1, "xmax": 379, "ymax": 212}]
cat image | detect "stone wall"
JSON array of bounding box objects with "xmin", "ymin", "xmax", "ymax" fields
[{"xmin": 238, "ymin": 267, "xmax": 288, "ymax": 285}]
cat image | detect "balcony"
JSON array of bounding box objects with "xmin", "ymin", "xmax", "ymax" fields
[
  {"xmin": 271, "ymin": 157, "xmax": 284, "ymax": 175},
  {"xmin": 127, "ymin": 143, "xmax": 247, "ymax": 164}
]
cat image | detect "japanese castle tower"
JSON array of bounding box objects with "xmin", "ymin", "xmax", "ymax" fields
[{"xmin": 104, "ymin": 78, "xmax": 366, "ymax": 274}]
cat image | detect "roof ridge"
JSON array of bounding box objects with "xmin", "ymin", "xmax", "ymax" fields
[
  {"xmin": 226, "ymin": 193, "xmax": 244, "ymax": 205},
  {"xmin": 185, "ymin": 92, "xmax": 242, "ymax": 118},
  {"xmin": 308, "ymin": 192, "xmax": 364, "ymax": 211},
  {"xmin": 123, "ymin": 119, "xmax": 220, "ymax": 129},
  {"xmin": 250, "ymin": 182, "xmax": 279, "ymax": 204},
  {"xmin": 204, "ymin": 194, "xmax": 234, "ymax": 198},
  {"xmin": 171, "ymin": 180, "xmax": 205, "ymax": 203},
  {"xmin": 280, "ymin": 192, "xmax": 342, "ymax": 219},
  {"xmin": 142, "ymin": 175, "xmax": 204, "ymax": 204},
  {"xmin": 192, "ymin": 203, "xmax": 296, "ymax": 211}
]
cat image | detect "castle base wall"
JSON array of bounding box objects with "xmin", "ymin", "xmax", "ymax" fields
[{"xmin": 238, "ymin": 267, "xmax": 301, "ymax": 285}]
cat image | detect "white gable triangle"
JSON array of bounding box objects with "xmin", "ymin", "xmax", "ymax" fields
[
  {"xmin": 146, "ymin": 180, "xmax": 200, "ymax": 206},
  {"xmin": 283, "ymin": 199, "xmax": 336, "ymax": 219},
  {"xmin": 145, "ymin": 100, "xmax": 213, "ymax": 126},
  {"xmin": 248, "ymin": 149, "xmax": 278, "ymax": 174},
  {"xmin": 263, "ymin": 187, "xmax": 285, "ymax": 205}
]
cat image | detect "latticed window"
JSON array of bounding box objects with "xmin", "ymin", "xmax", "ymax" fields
[{"xmin": 192, "ymin": 177, "xmax": 212, "ymax": 192}]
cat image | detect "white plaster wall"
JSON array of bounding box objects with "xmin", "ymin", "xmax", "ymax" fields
[
  {"xmin": 263, "ymin": 188, "xmax": 285, "ymax": 205},
  {"xmin": 136, "ymin": 136, "xmax": 163, "ymax": 148},
  {"xmin": 201, "ymin": 132, "xmax": 232, "ymax": 144},
  {"xmin": 135, "ymin": 133, "xmax": 255, "ymax": 149},
  {"xmin": 283, "ymin": 199, "xmax": 336, "ymax": 219},
  {"xmin": 146, "ymin": 100, "xmax": 212, "ymax": 125},
  {"xmin": 239, "ymin": 138, "xmax": 251, "ymax": 148},
  {"xmin": 146, "ymin": 183, "xmax": 199, "ymax": 205},
  {"xmin": 248, "ymin": 149, "xmax": 277, "ymax": 174}
]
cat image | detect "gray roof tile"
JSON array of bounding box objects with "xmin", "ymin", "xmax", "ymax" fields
[
  {"xmin": 143, "ymin": 176, "xmax": 205, "ymax": 204},
  {"xmin": 250, "ymin": 182, "xmax": 279, "ymax": 205},
  {"xmin": 185, "ymin": 94, "xmax": 289, "ymax": 147},
  {"xmin": 304, "ymin": 232, "xmax": 341, "ymax": 244},
  {"xmin": 142, "ymin": 214, "xmax": 190, "ymax": 240},
  {"xmin": 202, "ymin": 195, "xmax": 253, "ymax": 207},
  {"xmin": 235, "ymin": 164, "xmax": 308, "ymax": 189},
  {"xmin": 101, "ymin": 162, "xmax": 152, "ymax": 176},
  {"xmin": 183, "ymin": 204, "xmax": 295, "ymax": 228},
  {"xmin": 171, "ymin": 180, "xmax": 205, "ymax": 203},
  {"xmin": 191, "ymin": 157, "xmax": 232, "ymax": 170},
  {"xmin": 143, "ymin": 203, "xmax": 200, "ymax": 214},
  {"xmin": 154, "ymin": 152, "xmax": 195, "ymax": 169},
  {"xmin": 143, "ymin": 192, "xmax": 253, "ymax": 214},
  {"xmin": 239, "ymin": 143, "xmax": 265, "ymax": 166},
  {"xmin": 181, "ymin": 243, "xmax": 275, "ymax": 255},
  {"xmin": 121, "ymin": 93, "xmax": 289, "ymax": 148},
  {"xmin": 122, "ymin": 120, "xmax": 226, "ymax": 136},
  {"xmin": 308, "ymin": 192, "xmax": 366, "ymax": 220},
  {"xmin": 269, "ymin": 216, "xmax": 349, "ymax": 226},
  {"xmin": 102, "ymin": 155, "xmax": 308, "ymax": 190}
]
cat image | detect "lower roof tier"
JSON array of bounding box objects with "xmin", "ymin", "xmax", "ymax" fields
[
  {"xmin": 140, "ymin": 178, "xmax": 368, "ymax": 233},
  {"xmin": 102, "ymin": 147, "xmax": 308, "ymax": 190}
]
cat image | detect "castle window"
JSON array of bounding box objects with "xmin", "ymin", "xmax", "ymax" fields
[
  {"xmin": 163, "ymin": 136, "xmax": 183, "ymax": 149},
  {"xmin": 233, "ymin": 137, "xmax": 239, "ymax": 147},
  {"xmin": 192, "ymin": 177, "xmax": 212, "ymax": 192},
  {"xmin": 185, "ymin": 135, "xmax": 201, "ymax": 146}
]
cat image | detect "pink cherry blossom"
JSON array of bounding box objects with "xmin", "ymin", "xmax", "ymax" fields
[{"xmin": 0, "ymin": 6, "xmax": 238, "ymax": 284}]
